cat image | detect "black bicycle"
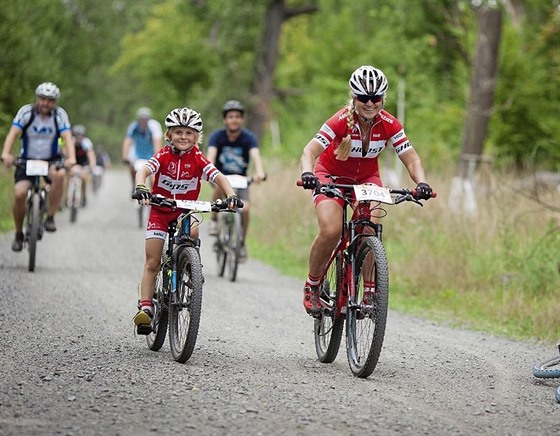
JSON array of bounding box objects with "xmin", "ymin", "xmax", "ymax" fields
[
  {"xmin": 15, "ymin": 158, "xmax": 62, "ymax": 272},
  {"xmin": 132, "ymin": 193, "xmax": 232, "ymax": 363},
  {"xmin": 214, "ymin": 175, "xmax": 264, "ymax": 282},
  {"xmin": 298, "ymin": 176, "xmax": 436, "ymax": 378}
]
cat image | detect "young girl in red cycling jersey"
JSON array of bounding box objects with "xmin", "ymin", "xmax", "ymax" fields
[
  {"xmin": 299, "ymin": 65, "xmax": 433, "ymax": 316},
  {"xmin": 132, "ymin": 107, "xmax": 241, "ymax": 332}
]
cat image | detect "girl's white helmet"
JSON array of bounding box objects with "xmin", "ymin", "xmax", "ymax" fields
[
  {"xmin": 35, "ymin": 82, "xmax": 61, "ymax": 100},
  {"xmin": 165, "ymin": 107, "xmax": 203, "ymax": 133},
  {"xmin": 349, "ymin": 66, "xmax": 388, "ymax": 96}
]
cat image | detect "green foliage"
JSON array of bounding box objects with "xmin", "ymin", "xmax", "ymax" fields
[{"xmin": 489, "ymin": 5, "xmax": 560, "ymax": 170}]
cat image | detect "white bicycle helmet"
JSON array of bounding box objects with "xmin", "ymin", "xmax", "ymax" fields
[
  {"xmin": 349, "ymin": 66, "xmax": 388, "ymax": 96},
  {"xmin": 35, "ymin": 82, "xmax": 60, "ymax": 100},
  {"xmin": 136, "ymin": 107, "xmax": 152, "ymax": 119},
  {"xmin": 73, "ymin": 125, "xmax": 86, "ymax": 135},
  {"xmin": 165, "ymin": 107, "xmax": 203, "ymax": 133}
]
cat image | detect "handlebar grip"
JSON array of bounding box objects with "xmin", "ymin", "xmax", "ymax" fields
[
  {"xmin": 296, "ymin": 179, "xmax": 303, "ymax": 187},
  {"xmin": 411, "ymin": 189, "xmax": 437, "ymax": 199}
]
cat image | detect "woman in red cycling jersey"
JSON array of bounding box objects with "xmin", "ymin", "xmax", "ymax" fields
[
  {"xmin": 132, "ymin": 107, "xmax": 241, "ymax": 332},
  {"xmin": 299, "ymin": 65, "xmax": 433, "ymax": 316}
]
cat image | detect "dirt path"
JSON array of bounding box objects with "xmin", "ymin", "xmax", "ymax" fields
[{"xmin": 0, "ymin": 169, "xmax": 557, "ymax": 436}]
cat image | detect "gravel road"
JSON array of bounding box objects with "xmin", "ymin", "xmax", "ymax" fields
[{"xmin": 0, "ymin": 169, "xmax": 558, "ymax": 436}]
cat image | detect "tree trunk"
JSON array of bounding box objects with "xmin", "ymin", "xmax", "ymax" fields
[
  {"xmin": 451, "ymin": 6, "xmax": 502, "ymax": 215},
  {"xmin": 457, "ymin": 6, "xmax": 502, "ymax": 178},
  {"xmin": 247, "ymin": 0, "xmax": 318, "ymax": 143}
]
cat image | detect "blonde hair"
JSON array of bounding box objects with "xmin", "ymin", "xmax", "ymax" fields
[
  {"xmin": 334, "ymin": 98, "xmax": 355, "ymax": 161},
  {"xmin": 165, "ymin": 127, "xmax": 203, "ymax": 146}
]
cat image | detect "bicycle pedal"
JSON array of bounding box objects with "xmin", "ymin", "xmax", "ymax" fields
[{"xmin": 136, "ymin": 324, "xmax": 153, "ymax": 335}]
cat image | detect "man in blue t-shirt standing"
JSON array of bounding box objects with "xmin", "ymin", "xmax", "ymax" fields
[
  {"xmin": 121, "ymin": 107, "xmax": 163, "ymax": 190},
  {"xmin": 206, "ymin": 100, "xmax": 266, "ymax": 261}
]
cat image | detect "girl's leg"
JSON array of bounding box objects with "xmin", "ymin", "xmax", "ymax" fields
[{"xmin": 138, "ymin": 237, "xmax": 165, "ymax": 309}]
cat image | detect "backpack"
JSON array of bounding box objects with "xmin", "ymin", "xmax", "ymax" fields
[{"xmin": 21, "ymin": 105, "xmax": 60, "ymax": 137}]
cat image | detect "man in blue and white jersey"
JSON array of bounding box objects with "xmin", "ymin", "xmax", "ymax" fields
[
  {"xmin": 1, "ymin": 82, "xmax": 76, "ymax": 251},
  {"xmin": 121, "ymin": 107, "xmax": 163, "ymax": 190}
]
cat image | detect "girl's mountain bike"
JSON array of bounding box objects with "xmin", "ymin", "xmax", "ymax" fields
[
  {"xmin": 132, "ymin": 193, "xmax": 232, "ymax": 363},
  {"xmin": 15, "ymin": 158, "xmax": 62, "ymax": 272},
  {"xmin": 298, "ymin": 176, "xmax": 436, "ymax": 378}
]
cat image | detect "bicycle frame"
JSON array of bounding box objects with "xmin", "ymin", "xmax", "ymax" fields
[{"xmin": 320, "ymin": 191, "xmax": 380, "ymax": 318}]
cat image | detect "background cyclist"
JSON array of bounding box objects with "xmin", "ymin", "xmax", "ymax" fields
[
  {"xmin": 1, "ymin": 82, "xmax": 76, "ymax": 250},
  {"xmin": 205, "ymin": 100, "xmax": 266, "ymax": 261},
  {"xmin": 299, "ymin": 65, "xmax": 433, "ymax": 316},
  {"xmin": 122, "ymin": 106, "xmax": 163, "ymax": 192},
  {"xmin": 132, "ymin": 107, "xmax": 242, "ymax": 334},
  {"xmin": 69, "ymin": 124, "xmax": 96, "ymax": 207}
]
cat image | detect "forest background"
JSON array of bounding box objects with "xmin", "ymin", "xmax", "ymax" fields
[{"xmin": 0, "ymin": 0, "xmax": 558, "ymax": 342}]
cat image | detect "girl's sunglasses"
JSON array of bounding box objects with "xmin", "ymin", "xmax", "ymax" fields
[{"xmin": 355, "ymin": 94, "xmax": 383, "ymax": 104}]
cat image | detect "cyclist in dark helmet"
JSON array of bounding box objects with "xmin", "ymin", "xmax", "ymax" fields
[{"xmin": 205, "ymin": 100, "xmax": 266, "ymax": 262}]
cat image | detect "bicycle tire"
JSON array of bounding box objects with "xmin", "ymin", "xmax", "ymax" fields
[
  {"xmin": 216, "ymin": 214, "xmax": 227, "ymax": 277},
  {"xmin": 168, "ymin": 247, "xmax": 203, "ymax": 363},
  {"xmin": 532, "ymin": 354, "xmax": 560, "ymax": 379},
  {"xmin": 346, "ymin": 236, "xmax": 389, "ymax": 378},
  {"xmin": 27, "ymin": 192, "xmax": 41, "ymax": 272},
  {"xmin": 314, "ymin": 252, "xmax": 344, "ymax": 363},
  {"xmin": 146, "ymin": 262, "xmax": 170, "ymax": 351},
  {"xmin": 226, "ymin": 212, "xmax": 242, "ymax": 282},
  {"xmin": 556, "ymin": 386, "xmax": 560, "ymax": 403},
  {"xmin": 69, "ymin": 177, "xmax": 81, "ymax": 223}
]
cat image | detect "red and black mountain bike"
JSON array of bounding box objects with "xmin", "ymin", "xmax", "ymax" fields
[{"xmin": 298, "ymin": 176, "xmax": 436, "ymax": 378}]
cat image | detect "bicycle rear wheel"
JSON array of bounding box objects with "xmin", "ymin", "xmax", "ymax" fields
[
  {"xmin": 226, "ymin": 212, "xmax": 242, "ymax": 282},
  {"xmin": 314, "ymin": 252, "xmax": 344, "ymax": 363},
  {"xmin": 27, "ymin": 193, "xmax": 41, "ymax": 272},
  {"xmin": 146, "ymin": 261, "xmax": 170, "ymax": 351},
  {"xmin": 346, "ymin": 236, "xmax": 389, "ymax": 378},
  {"xmin": 168, "ymin": 247, "xmax": 203, "ymax": 363}
]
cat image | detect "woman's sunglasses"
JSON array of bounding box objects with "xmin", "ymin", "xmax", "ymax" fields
[{"xmin": 355, "ymin": 94, "xmax": 383, "ymax": 104}]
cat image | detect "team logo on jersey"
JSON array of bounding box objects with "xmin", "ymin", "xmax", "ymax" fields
[
  {"xmin": 158, "ymin": 174, "xmax": 197, "ymax": 194},
  {"xmin": 167, "ymin": 162, "xmax": 177, "ymax": 177},
  {"xmin": 379, "ymin": 113, "xmax": 394, "ymax": 124}
]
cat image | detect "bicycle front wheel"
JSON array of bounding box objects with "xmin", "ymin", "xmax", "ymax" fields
[
  {"xmin": 168, "ymin": 247, "xmax": 203, "ymax": 363},
  {"xmin": 226, "ymin": 212, "xmax": 242, "ymax": 282},
  {"xmin": 346, "ymin": 236, "xmax": 389, "ymax": 378},
  {"xmin": 146, "ymin": 262, "xmax": 170, "ymax": 351},
  {"xmin": 216, "ymin": 215, "xmax": 227, "ymax": 277},
  {"xmin": 27, "ymin": 193, "xmax": 41, "ymax": 272},
  {"xmin": 314, "ymin": 252, "xmax": 344, "ymax": 363}
]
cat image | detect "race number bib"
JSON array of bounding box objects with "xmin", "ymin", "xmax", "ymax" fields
[
  {"xmin": 25, "ymin": 160, "xmax": 49, "ymax": 176},
  {"xmin": 225, "ymin": 175, "xmax": 248, "ymax": 189},
  {"xmin": 174, "ymin": 200, "xmax": 212, "ymax": 212},
  {"xmin": 353, "ymin": 184, "xmax": 393, "ymax": 204}
]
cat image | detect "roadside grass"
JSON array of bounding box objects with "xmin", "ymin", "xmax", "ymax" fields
[
  {"xmin": 247, "ymin": 160, "xmax": 560, "ymax": 343},
  {"xmin": 0, "ymin": 166, "xmax": 13, "ymax": 233}
]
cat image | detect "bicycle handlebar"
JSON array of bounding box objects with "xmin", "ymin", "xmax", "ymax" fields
[
  {"xmin": 131, "ymin": 192, "xmax": 237, "ymax": 213},
  {"xmin": 296, "ymin": 179, "xmax": 437, "ymax": 205}
]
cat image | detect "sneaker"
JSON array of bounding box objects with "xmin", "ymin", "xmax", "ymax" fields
[
  {"xmin": 133, "ymin": 309, "xmax": 153, "ymax": 335},
  {"xmin": 239, "ymin": 245, "xmax": 248, "ymax": 263},
  {"xmin": 11, "ymin": 232, "xmax": 24, "ymax": 252},
  {"xmin": 44, "ymin": 216, "xmax": 57, "ymax": 232},
  {"xmin": 208, "ymin": 219, "xmax": 218, "ymax": 236},
  {"xmin": 303, "ymin": 285, "xmax": 321, "ymax": 316}
]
